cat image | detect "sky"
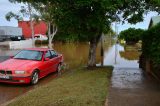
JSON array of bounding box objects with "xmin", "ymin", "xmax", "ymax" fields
[
  {"xmin": 0, "ymin": 0, "xmax": 159, "ymax": 33},
  {"xmin": 113, "ymin": 12, "xmax": 158, "ymax": 33},
  {"xmin": 0, "ymin": 0, "xmax": 25, "ymax": 26}
]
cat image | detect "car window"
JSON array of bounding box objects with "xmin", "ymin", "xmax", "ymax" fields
[
  {"xmin": 34, "ymin": 36, "xmax": 40, "ymax": 38},
  {"xmin": 14, "ymin": 50, "xmax": 42, "ymax": 61},
  {"xmin": 50, "ymin": 50, "xmax": 57, "ymax": 57},
  {"xmin": 45, "ymin": 51, "xmax": 51, "ymax": 58}
]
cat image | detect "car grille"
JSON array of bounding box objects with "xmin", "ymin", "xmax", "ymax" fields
[
  {"xmin": 6, "ymin": 71, "xmax": 12, "ymax": 75},
  {"xmin": 0, "ymin": 70, "xmax": 5, "ymax": 74},
  {"xmin": 0, "ymin": 70, "xmax": 12, "ymax": 75}
]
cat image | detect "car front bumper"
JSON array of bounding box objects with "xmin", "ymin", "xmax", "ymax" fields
[{"xmin": 0, "ymin": 76, "xmax": 31, "ymax": 84}]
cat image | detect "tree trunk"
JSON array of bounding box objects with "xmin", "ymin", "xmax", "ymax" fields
[
  {"xmin": 88, "ymin": 37, "xmax": 98, "ymax": 67},
  {"xmin": 48, "ymin": 23, "xmax": 52, "ymax": 49},
  {"xmin": 28, "ymin": 3, "xmax": 34, "ymax": 47},
  {"xmin": 48, "ymin": 23, "xmax": 57, "ymax": 49}
]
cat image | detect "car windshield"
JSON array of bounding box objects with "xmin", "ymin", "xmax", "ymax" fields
[{"xmin": 14, "ymin": 50, "xmax": 43, "ymax": 61}]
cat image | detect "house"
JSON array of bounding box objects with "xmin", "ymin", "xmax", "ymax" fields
[
  {"xmin": 18, "ymin": 21, "xmax": 48, "ymax": 39},
  {"xmin": 148, "ymin": 16, "xmax": 160, "ymax": 29}
]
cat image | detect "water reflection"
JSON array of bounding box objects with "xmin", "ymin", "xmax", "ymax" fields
[
  {"xmin": 104, "ymin": 44, "xmax": 141, "ymax": 68},
  {"xmin": 37, "ymin": 40, "xmax": 114, "ymax": 69},
  {"xmin": 119, "ymin": 45, "xmax": 141, "ymax": 60}
]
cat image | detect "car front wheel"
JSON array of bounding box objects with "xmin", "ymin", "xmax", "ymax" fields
[
  {"xmin": 31, "ymin": 71, "xmax": 39, "ymax": 85},
  {"xmin": 57, "ymin": 64, "xmax": 62, "ymax": 75}
]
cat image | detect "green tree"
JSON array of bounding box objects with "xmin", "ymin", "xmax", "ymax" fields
[
  {"xmin": 8, "ymin": 0, "xmax": 160, "ymax": 67},
  {"xmin": 119, "ymin": 28, "xmax": 144, "ymax": 44},
  {"xmin": 30, "ymin": 2, "xmax": 58, "ymax": 48}
]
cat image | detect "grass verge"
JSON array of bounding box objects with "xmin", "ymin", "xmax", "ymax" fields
[{"xmin": 7, "ymin": 67, "xmax": 113, "ymax": 106}]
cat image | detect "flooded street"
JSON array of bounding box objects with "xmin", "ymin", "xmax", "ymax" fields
[
  {"xmin": 107, "ymin": 44, "xmax": 160, "ymax": 106},
  {"xmin": 0, "ymin": 40, "xmax": 160, "ymax": 106},
  {"xmin": 103, "ymin": 44, "xmax": 139, "ymax": 68}
]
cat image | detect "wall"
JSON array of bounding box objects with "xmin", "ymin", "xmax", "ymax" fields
[
  {"xmin": 9, "ymin": 40, "xmax": 33, "ymax": 49},
  {"xmin": 18, "ymin": 21, "xmax": 48, "ymax": 38}
]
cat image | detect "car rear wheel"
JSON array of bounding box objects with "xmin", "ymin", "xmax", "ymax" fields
[{"xmin": 31, "ymin": 71, "xmax": 39, "ymax": 85}]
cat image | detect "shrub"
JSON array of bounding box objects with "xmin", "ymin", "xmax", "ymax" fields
[
  {"xmin": 119, "ymin": 28, "xmax": 144, "ymax": 44},
  {"xmin": 35, "ymin": 40, "xmax": 48, "ymax": 45},
  {"xmin": 142, "ymin": 23, "xmax": 160, "ymax": 65}
]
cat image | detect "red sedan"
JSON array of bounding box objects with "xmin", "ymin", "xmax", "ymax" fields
[{"xmin": 0, "ymin": 48, "xmax": 63, "ymax": 84}]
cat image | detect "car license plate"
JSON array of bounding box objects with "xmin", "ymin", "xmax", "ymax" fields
[{"xmin": 0, "ymin": 75, "xmax": 10, "ymax": 79}]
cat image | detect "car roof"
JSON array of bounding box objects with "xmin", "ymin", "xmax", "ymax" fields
[{"xmin": 25, "ymin": 48, "xmax": 52, "ymax": 52}]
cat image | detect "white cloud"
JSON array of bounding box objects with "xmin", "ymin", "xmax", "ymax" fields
[
  {"xmin": 112, "ymin": 12, "xmax": 159, "ymax": 33},
  {"xmin": 0, "ymin": 0, "xmax": 25, "ymax": 26}
]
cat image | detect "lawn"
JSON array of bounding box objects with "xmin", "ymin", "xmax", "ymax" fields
[{"xmin": 7, "ymin": 67, "xmax": 113, "ymax": 106}]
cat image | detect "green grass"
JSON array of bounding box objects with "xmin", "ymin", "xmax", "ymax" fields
[{"xmin": 7, "ymin": 67, "xmax": 113, "ymax": 106}]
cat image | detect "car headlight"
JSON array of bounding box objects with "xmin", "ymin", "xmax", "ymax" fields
[{"xmin": 15, "ymin": 70, "xmax": 25, "ymax": 74}]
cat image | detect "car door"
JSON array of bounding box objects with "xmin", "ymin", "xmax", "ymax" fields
[
  {"xmin": 41, "ymin": 50, "xmax": 52, "ymax": 76},
  {"xmin": 50, "ymin": 50, "xmax": 59, "ymax": 72}
]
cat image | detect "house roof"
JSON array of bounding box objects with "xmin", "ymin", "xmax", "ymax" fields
[{"xmin": 148, "ymin": 16, "xmax": 160, "ymax": 28}]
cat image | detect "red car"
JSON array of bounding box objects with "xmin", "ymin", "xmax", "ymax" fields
[{"xmin": 0, "ymin": 48, "xmax": 63, "ymax": 84}]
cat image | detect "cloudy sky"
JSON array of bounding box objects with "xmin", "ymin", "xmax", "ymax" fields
[
  {"xmin": 0, "ymin": 0, "xmax": 24, "ymax": 26},
  {"xmin": 0, "ymin": 0, "xmax": 159, "ymax": 32},
  {"xmin": 114, "ymin": 12, "xmax": 158, "ymax": 33}
]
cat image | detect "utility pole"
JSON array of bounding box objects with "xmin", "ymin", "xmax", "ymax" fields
[
  {"xmin": 115, "ymin": 22, "xmax": 118, "ymax": 64},
  {"xmin": 28, "ymin": 3, "xmax": 35, "ymax": 47},
  {"xmin": 100, "ymin": 33, "xmax": 104, "ymax": 66}
]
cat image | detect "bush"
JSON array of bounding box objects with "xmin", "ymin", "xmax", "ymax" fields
[
  {"xmin": 119, "ymin": 28, "xmax": 144, "ymax": 44},
  {"xmin": 35, "ymin": 40, "xmax": 48, "ymax": 45},
  {"xmin": 142, "ymin": 23, "xmax": 160, "ymax": 65},
  {"xmin": 54, "ymin": 32, "xmax": 89, "ymax": 43}
]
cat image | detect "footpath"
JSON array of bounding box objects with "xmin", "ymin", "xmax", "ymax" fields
[
  {"xmin": 104, "ymin": 44, "xmax": 160, "ymax": 106},
  {"xmin": 108, "ymin": 66, "xmax": 160, "ymax": 106}
]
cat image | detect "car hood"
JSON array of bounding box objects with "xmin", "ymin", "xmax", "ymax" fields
[{"xmin": 0, "ymin": 59, "xmax": 40, "ymax": 71}]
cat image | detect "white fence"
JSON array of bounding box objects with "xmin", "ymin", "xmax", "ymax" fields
[{"xmin": 9, "ymin": 40, "xmax": 33, "ymax": 49}]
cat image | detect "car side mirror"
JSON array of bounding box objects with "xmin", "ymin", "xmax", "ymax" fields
[
  {"xmin": 45, "ymin": 57, "xmax": 50, "ymax": 61},
  {"xmin": 53, "ymin": 54, "xmax": 58, "ymax": 58}
]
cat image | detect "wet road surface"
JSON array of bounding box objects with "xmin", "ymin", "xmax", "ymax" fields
[{"xmin": 107, "ymin": 44, "xmax": 160, "ymax": 106}]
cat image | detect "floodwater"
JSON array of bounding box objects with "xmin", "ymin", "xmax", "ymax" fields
[
  {"xmin": 0, "ymin": 40, "xmax": 143, "ymax": 105},
  {"xmin": 107, "ymin": 44, "xmax": 160, "ymax": 106},
  {"xmin": 103, "ymin": 44, "xmax": 140, "ymax": 68}
]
